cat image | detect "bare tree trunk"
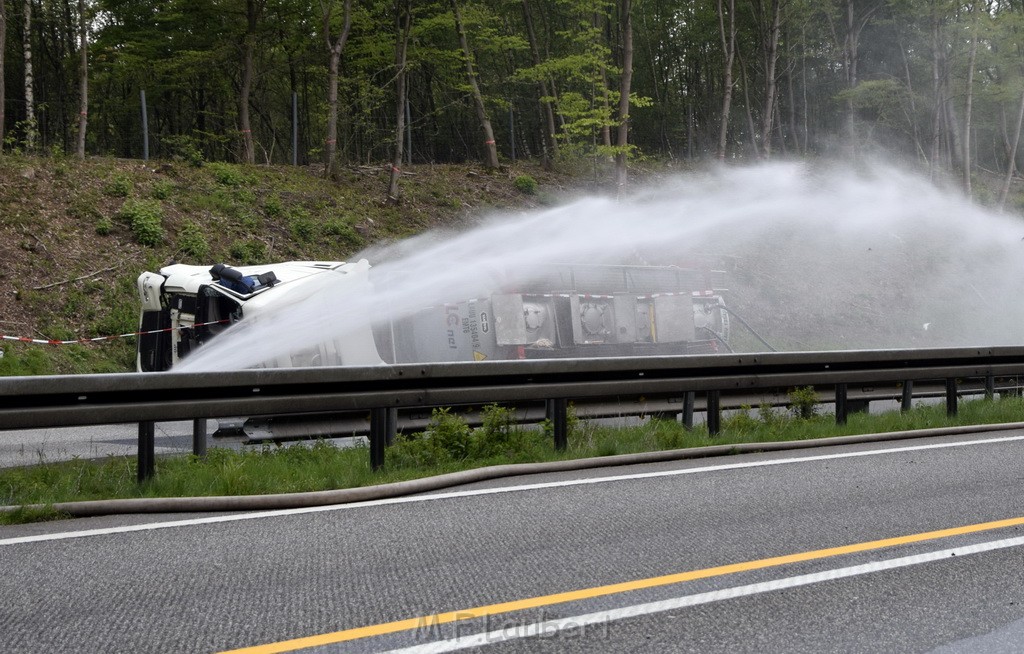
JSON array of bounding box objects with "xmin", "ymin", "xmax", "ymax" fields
[
  {"xmin": 998, "ymin": 88, "xmax": 1024, "ymax": 211},
  {"xmin": 320, "ymin": 0, "xmax": 353, "ymax": 178},
  {"xmin": 521, "ymin": 0, "xmax": 558, "ymax": 166},
  {"xmin": 801, "ymin": 24, "xmax": 808, "ymax": 153},
  {"xmin": 239, "ymin": 0, "xmax": 261, "ymax": 165},
  {"xmin": 75, "ymin": 0, "xmax": 87, "ymax": 159},
  {"xmin": 760, "ymin": 0, "xmax": 781, "ymax": 159},
  {"xmin": 2, "ymin": 0, "xmax": 10, "ymax": 153},
  {"xmin": 843, "ymin": 0, "xmax": 857, "ymax": 144},
  {"xmin": 451, "ymin": 0, "xmax": 499, "ymax": 169},
  {"xmin": 898, "ymin": 30, "xmax": 925, "ymax": 162},
  {"xmin": 716, "ymin": 0, "xmax": 736, "ymax": 160},
  {"xmin": 962, "ymin": 2, "xmax": 978, "ymax": 196},
  {"xmin": 738, "ymin": 50, "xmax": 760, "ymax": 158},
  {"xmin": 387, "ymin": 0, "xmax": 412, "ymax": 203},
  {"xmin": 930, "ymin": 17, "xmax": 943, "ymax": 180},
  {"xmin": 614, "ymin": 0, "xmax": 632, "ymax": 192},
  {"xmin": 600, "ymin": 62, "xmax": 612, "ymax": 150},
  {"xmin": 23, "ymin": 0, "xmax": 35, "ymax": 151}
]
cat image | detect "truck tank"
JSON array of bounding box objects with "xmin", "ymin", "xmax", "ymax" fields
[{"xmin": 136, "ymin": 260, "xmax": 730, "ymax": 371}]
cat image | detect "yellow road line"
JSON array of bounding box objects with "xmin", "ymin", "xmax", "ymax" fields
[{"xmin": 220, "ymin": 515, "xmax": 1024, "ymax": 653}]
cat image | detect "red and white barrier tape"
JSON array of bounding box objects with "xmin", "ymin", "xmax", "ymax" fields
[{"xmin": 1, "ymin": 319, "xmax": 230, "ymax": 346}]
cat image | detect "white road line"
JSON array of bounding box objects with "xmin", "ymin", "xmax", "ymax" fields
[
  {"xmin": 4, "ymin": 432, "xmax": 1024, "ymax": 547},
  {"xmin": 383, "ymin": 534, "xmax": 1024, "ymax": 653}
]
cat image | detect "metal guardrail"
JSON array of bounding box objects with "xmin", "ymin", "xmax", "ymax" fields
[{"xmin": 1, "ymin": 346, "xmax": 1022, "ymax": 479}]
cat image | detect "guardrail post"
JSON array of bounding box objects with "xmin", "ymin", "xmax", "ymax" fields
[
  {"xmin": 706, "ymin": 391, "xmax": 721, "ymax": 436},
  {"xmin": 138, "ymin": 421, "xmax": 155, "ymax": 482},
  {"xmin": 385, "ymin": 408, "xmax": 398, "ymax": 446},
  {"xmin": 682, "ymin": 391, "xmax": 695, "ymax": 430},
  {"xmin": 901, "ymin": 381, "xmax": 913, "ymax": 412},
  {"xmin": 985, "ymin": 374, "xmax": 995, "ymax": 401},
  {"xmin": 835, "ymin": 383, "xmax": 848, "ymax": 426},
  {"xmin": 548, "ymin": 398, "xmax": 568, "ymax": 451},
  {"xmin": 192, "ymin": 419, "xmax": 207, "ymax": 458},
  {"xmin": 945, "ymin": 378, "xmax": 958, "ymax": 417},
  {"xmin": 369, "ymin": 407, "xmax": 387, "ymax": 471}
]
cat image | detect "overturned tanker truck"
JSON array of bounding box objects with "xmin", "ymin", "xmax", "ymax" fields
[{"xmin": 136, "ymin": 259, "xmax": 731, "ymax": 372}]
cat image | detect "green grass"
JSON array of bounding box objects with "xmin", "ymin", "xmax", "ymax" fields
[{"xmin": 2, "ymin": 396, "xmax": 1023, "ymax": 524}]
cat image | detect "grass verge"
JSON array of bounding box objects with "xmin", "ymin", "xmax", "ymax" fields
[{"xmin": 2, "ymin": 397, "xmax": 1023, "ymax": 525}]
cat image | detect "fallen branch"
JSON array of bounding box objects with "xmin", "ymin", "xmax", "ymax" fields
[
  {"xmin": 26, "ymin": 231, "xmax": 48, "ymax": 253},
  {"xmin": 33, "ymin": 265, "xmax": 117, "ymax": 291}
]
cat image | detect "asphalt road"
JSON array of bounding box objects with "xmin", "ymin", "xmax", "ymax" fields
[{"xmin": 3, "ymin": 430, "xmax": 1024, "ymax": 653}]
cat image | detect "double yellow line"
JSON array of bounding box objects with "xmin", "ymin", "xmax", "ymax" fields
[{"xmin": 222, "ymin": 515, "xmax": 1024, "ymax": 653}]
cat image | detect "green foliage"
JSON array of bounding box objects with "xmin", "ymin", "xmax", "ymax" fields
[
  {"xmin": 263, "ymin": 194, "xmax": 284, "ymax": 218},
  {"xmin": 722, "ymin": 405, "xmax": 762, "ymax": 434},
  {"xmin": 324, "ymin": 218, "xmax": 364, "ymax": 250},
  {"xmin": 103, "ymin": 174, "xmax": 134, "ymax": 198},
  {"xmin": 11, "ymin": 396, "xmax": 1024, "ymax": 517},
  {"xmin": 118, "ymin": 199, "xmax": 164, "ymax": 246},
  {"xmin": 95, "ymin": 215, "xmax": 113, "ymax": 236},
  {"xmin": 229, "ymin": 239, "xmax": 267, "ymax": 264},
  {"xmin": 151, "ymin": 180, "xmax": 175, "ymax": 200},
  {"xmin": 470, "ymin": 404, "xmax": 517, "ymax": 457},
  {"xmin": 758, "ymin": 402, "xmax": 784, "ymax": 428},
  {"xmin": 425, "ymin": 407, "xmax": 472, "ymax": 460},
  {"xmin": 162, "ymin": 134, "xmax": 204, "ymax": 167},
  {"xmin": 288, "ymin": 208, "xmax": 317, "ymax": 242},
  {"xmin": 177, "ymin": 220, "xmax": 210, "ymax": 259},
  {"xmin": 0, "ymin": 345, "xmax": 52, "ymax": 376},
  {"xmin": 788, "ymin": 386, "xmax": 818, "ymax": 420},
  {"xmin": 207, "ymin": 162, "xmax": 252, "ymax": 187},
  {"xmin": 513, "ymin": 175, "xmax": 538, "ymax": 195}
]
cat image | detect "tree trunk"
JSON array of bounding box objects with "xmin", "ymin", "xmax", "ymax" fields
[
  {"xmin": 321, "ymin": 0, "xmax": 353, "ymax": 178},
  {"xmin": 614, "ymin": 0, "xmax": 632, "ymax": 192},
  {"xmin": 521, "ymin": 0, "xmax": 557, "ymax": 165},
  {"xmin": 760, "ymin": 0, "xmax": 781, "ymax": 159},
  {"xmin": 451, "ymin": 0, "xmax": 498, "ymax": 169},
  {"xmin": 962, "ymin": 2, "xmax": 978, "ymax": 196},
  {"xmin": 1, "ymin": 0, "xmax": 8, "ymax": 153},
  {"xmin": 738, "ymin": 50, "xmax": 760, "ymax": 158},
  {"xmin": 75, "ymin": 0, "xmax": 87, "ymax": 159},
  {"xmin": 930, "ymin": 16, "xmax": 943, "ymax": 179},
  {"xmin": 843, "ymin": 0, "xmax": 857, "ymax": 143},
  {"xmin": 23, "ymin": 0, "xmax": 35, "ymax": 151},
  {"xmin": 998, "ymin": 87, "xmax": 1024, "ymax": 211},
  {"xmin": 387, "ymin": 0, "xmax": 412, "ymax": 203},
  {"xmin": 716, "ymin": 0, "xmax": 736, "ymax": 160},
  {"xmin": 239, "ymin": 0, "xmax": 260, "ymax": 165}
]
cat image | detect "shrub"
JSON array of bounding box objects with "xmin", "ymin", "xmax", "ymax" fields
[
  {"xmin": 425, "ymin": 407, "xmax": 471, "ymax": 460},
  {"xmin": 324, "ymin": 219, "xmax": 364, "ymax": 249},
  {"xmin": 151, "ymin": 180, "xmax": 174, "ymax": 200},
  {"xmin": 289, "ymin": 214, "xmax": 317, "ymax": 242},
  {"xmin": 208, "ymin": 162, "xmax": 249, "ymax": 187},
  {"xmin": 95, "ymin": 216, "xmax": 113, "ymax": 236},
  {"xmin": 163, "ymin": 134, "xmax": 204, "ymax": 167},
  {"xmin": 118, "ymin": 199, "xmax": 164, "ymax": 246},
  {"xmin": 788, "ymin": 386, "xmax": 818, "ymax": 420},
  {"xmin": 723, "ymin": 405, "xmax": 761, "ymax": 433},
  {"xmin": 229, "ymin": 239, "xmax": 267, "ymax": 265},
  {"xmin": 513, "ymin": 175, "xmax": 538, "ymax": 195},
  {"xmin": 177, "ymin": 221, "xmax": 210, "ymax": 259},
  {"xmin": 470, "ymin": 404, "xmax": 515, "ymax": 458},
  {"xmin": 103, "ymin": 175, "xmax": 133, "ymax": 198},
  {"xmin": 263, "ymin": 195, "xmax": 283, "ymax": 218}
]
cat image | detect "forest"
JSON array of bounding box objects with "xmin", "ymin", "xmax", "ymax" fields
[{"xmin": 1, "ymin": 0, "xmax": 1022, "ymax": 198}]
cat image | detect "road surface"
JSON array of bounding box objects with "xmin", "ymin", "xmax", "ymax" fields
[{"xmin": 3, "ymin": 429, "xmax": 1024, "ymax": 653}]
